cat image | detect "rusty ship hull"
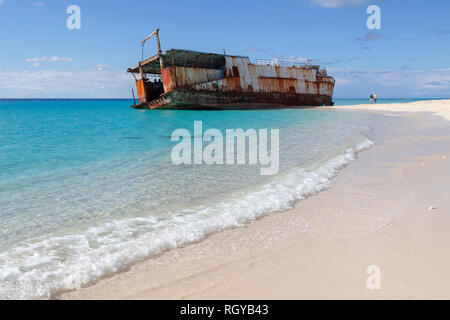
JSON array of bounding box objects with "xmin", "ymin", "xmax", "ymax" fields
[
  {"xmin": 128, "ymin": 31, "xmax": 334, "ymax": 110},
  {"xmin": 133, "ymin": 90, "xmax": 333, "ymax": 110}
]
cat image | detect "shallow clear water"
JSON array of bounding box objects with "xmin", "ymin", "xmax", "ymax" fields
[{"xmin": 0, "ymin": 99, "xmax": 425, "ymax": 299}]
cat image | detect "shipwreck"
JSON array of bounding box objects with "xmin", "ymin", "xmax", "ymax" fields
[{"xmin": 128, "ymin": 29, "xmax": 335, "ymax": 110}]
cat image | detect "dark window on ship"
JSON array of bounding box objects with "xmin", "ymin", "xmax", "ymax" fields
[{"xmin": 232, "ymin": 66, "xmax": 240, "ymax": 77}]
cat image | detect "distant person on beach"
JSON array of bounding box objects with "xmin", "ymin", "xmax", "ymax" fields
[
  {"xmin": 370, "ymin": 94, "xmax": 374, "ymax": 104},
  {"xmin": 373, "ymin": 93, "xmax": 378, "ymax": 104}
]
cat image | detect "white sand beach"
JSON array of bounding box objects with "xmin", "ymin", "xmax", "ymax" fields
[
  {"xmin": 339, "ymin": 99, "xmax": 450, "ymax": 121},
  {"xmin": 61, "ymin": 99, "xmax": 450, "ymax": 300}
]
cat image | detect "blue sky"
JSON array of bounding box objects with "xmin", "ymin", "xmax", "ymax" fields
[{"xmin": 0, "ymin": 0, "xmax": 449, "ymax": 98}]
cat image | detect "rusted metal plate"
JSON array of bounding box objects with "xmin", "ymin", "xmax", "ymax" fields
[
  {"xmin": 257, "ymin": 77, "xmax": 298, "ymax": 93},
  {"xmin": 162, "ymin": 66, "xmax": 224, "ymax": 92},
  {"xmin": 135, "ymin": 79, "xmax": 146, "ymax": 104}
]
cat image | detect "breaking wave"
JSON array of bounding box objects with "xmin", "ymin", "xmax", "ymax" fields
[{"xmin": 0, "ymin": 139, "xmax": 374, "ymax": 299}]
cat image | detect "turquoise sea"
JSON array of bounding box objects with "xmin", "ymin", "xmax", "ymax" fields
[{"xmin": 0, "ymin": 98, "xmax": 442, "ymax": 299}]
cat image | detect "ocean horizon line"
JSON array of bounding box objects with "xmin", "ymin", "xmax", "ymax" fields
[{"xmin": 0, "ymin": 97, "xmax": 448, "ymax": 101}]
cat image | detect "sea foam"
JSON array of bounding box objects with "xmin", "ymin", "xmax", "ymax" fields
[{"xmin": 0, "ymin": 139, "xmax": 373, "ymax": 300}]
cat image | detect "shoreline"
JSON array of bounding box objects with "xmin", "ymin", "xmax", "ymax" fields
[{"xmin": 60, "ymin": 99, "xmax": 450, "ymax": 299}]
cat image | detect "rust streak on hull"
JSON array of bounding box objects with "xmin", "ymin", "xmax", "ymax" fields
[{"xmin": 133, "ymin": 90, "xmax": 332, "ymax": 110}]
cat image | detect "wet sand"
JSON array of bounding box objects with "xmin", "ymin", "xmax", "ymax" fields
[{"xmin": 60, "ymin": 100, "xmax": 450, "ymax": 300}]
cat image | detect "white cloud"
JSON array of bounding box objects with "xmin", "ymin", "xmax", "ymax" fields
[
  {"xmin": 1, "ymin": 63, "xmax": 449, "ymax": 99},
  {"xmin": 283, "ymin": 55, "xmax": 309, "ymax": 64},
  {"xmin": 89, "ymin": 64, "xmax": 110, "ymax": 72},
  {"xmin": 0, "ymin": 0, "xmax": 4, "ymax": 5},
  {"xmin": 26, "ymin": 56, "xmax": 73, "ymax": 63},
  {"xmin": 32, "ymin": 2, "xmax": 44, "ymax": 6},
  {"xmin": 246, "ymin": 47, "xmax": 273, "ymax": 53},
  {"xmin": 309, "ymin": 0, "xmax": 369, "ymax": 8},
  {"xmin": 25, "ymin": 56, "xmax": 73, "ymax": 66},
  {"xmin": 266, "ymin": 54, "xmax": 310, "ymax": 66},
  {"xmin": 0, "ymin": 68, "xmax": 132, "ymax": 98},
  {"xmin": 329, "ymin": 67, "xmax": 450, "ymax": 98}
]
